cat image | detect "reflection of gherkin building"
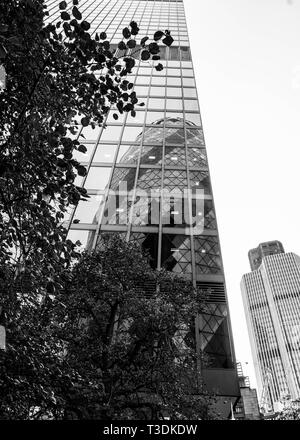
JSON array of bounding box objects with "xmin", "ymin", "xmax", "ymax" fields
[{"xmin": 61, "ymin": 0, "xmax": 239, "ymax": 417}]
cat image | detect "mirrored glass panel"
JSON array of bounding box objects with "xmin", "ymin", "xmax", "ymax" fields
[
  {"xmin": 116, "ymin": 144, "xmax": 140, "ymax": 164},
  {"xmin": 84, "ymin": 167, "xmax": 111, "ymax": 190},
  {"xmin": 73, "ymin": 195, "xmax": 104, "ymax": 224},
  {"xmin": 93, "ymin": 144, "xmax": 117, "ymax": 163},
  {"xmin": 122, "ymin": 126, "xmax": 143, "ymax": 142},
  {"xmin": 140, "ymin": 146, "xmax": 163, "ymax": 165},
  {"xmin": 80, "ymin": 125, "xmax": 102, "ymax": 141},
  {"xmin": 73, "ymin": 143, "xmax": 94, "ymax": 163},
  {"xmin": 161, "ymin": 234, "xmax": 192, "ymax": 274},
  {"xmin": 110, "ymin": 167, "xmax": 137, "ymax": 192},
  {"xmin": 67, "ymin": 229, "xmax": 94, "ymax": 251},
  {"xmin": 100, "ymin": 125, "xmax": 122, "ymax": 142},
  {"xmin": 194, "ymin": 236, "xmax": 222, "ymax": 274}
]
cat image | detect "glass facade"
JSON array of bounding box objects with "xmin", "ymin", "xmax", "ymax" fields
[{"xmin": 46, "ymin": 0, "xmax": 239, "ymax": 413}]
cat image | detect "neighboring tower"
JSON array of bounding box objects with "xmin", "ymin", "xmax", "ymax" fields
[
  {"xmin": 48, "ymin": 0, "xmax": 239, "ymax": 416},
  {"xmin": 241, "ymin": 241, "xmax": 300, "ymax": 412},
  {"xmin": 234, "ymin": 363, "xmax": 261, "ymax": 420}
]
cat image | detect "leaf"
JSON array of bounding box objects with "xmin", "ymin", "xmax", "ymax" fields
[
  {"xmin": 130, "ymin": 21, "xmax": 139, "ymax": 36},
  {"xmin": 148, "ymin": 42, "xmax": 159, "ymax": 55},
  {"xmin": 61, "ymin": 11, "xmax": 70, "ymax": 21},
  {"xmin": 118, "ymin": 41, "xmax": 127, "ymax": 51},
  {"xmin": 73, "ymin": 0, "xmax": 79, "ymax": 4},
  {"xmin": 155, "ymin": 63, "xmax": 163, "ymax": 72},
  {"xmin": 59, "ymin": 1, "xmax": 67, "ymax": 10},
  {"xmin": 154, "ymin": 30, "xmax": 164, "ymax": 41},
  {"xmin": 113, "ymin": 113, "xmax": 119, "ymax": 120},
  {"xmin": 78, "ymin": 144, "xmax": 87, "ymax": 153},
  {"xmin": 122, "ymin": 27, "xmax": 131, "ymax": 39},
  {"xmin": 72, "ymin": 6, "xmax": 82, "ymax": 20},
  {"xmin": 124, "ymin": 57, "xmax": 135, "ymax": 71},
  {"xmin": 73, "ymin": 219, "xmax": 80, "ymax": 224},
  {"xmin": 140, "ymin": 36, "xmax": 149, "ymax": 47},
  {"xmin": 141, "ymin": 50, "xmax": 150, "ymax": 61},
  {"xmin": 130, "ymin": 21, "xmax": 138, "ymax": 29},
  {"xmin": 80, "ymin": 21, "xmax": 90, "ymax": 31},
  {"xmin": 127, "ymin": 39, "xmax": 136, "ymax": 49},
  {"xmin": 100, "ymin": 32, "xmax": 107, "ymax": 40},
  {"xmin": 77, "ymin": 165, "xmax": 87, "ymax": 176},
  {"xmin": 162, "ymin": 35, "xmax": 174, "ymax": 47},
  {"xmin": 81, "ymin": 117, "xmax": 90, "ymax": 127}
]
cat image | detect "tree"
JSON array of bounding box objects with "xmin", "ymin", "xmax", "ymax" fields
[
  {"xmin": 0, "ymin": 0, "xmax": 173, "ymax": 294},
  {"xmin": 0, "ymin": 1, "xmax": 173, "ymax": 417},
  {"xmin": 0, "ymin": 235, "xmax": 216, "ymax": 420},
  {"xmin": 274, "ymin": 399, "xmax": 300, "ymax": 420},
  {"xmin": 53, "ymin": 235, "xmax": 216, "ymax": 420}
]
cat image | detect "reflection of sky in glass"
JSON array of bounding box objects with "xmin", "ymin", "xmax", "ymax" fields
[{"xmin": 84, "ymin": 167, "xmax": 111, "ymax": 190}]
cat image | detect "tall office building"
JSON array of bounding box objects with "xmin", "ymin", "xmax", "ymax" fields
[
  {"xmin": 241, "ymin": 241, "xmax": 300, "ymax": 412},
  {"xmin": 46, "ymin": 0, "xmax": 239, "ymax": 416}
]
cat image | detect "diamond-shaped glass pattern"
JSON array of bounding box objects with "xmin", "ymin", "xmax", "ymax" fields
[{"xmin": 194, "ymin": 236, "xmax": 222, "ymax": 274}]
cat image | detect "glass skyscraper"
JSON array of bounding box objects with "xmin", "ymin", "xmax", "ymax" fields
[
  {"xmin": 46, "ymin": 0, "xmax": 239, "ymax": 417},
  {"xmin": 241, "ymin": 241, "xmax": 300, "ymax": 412}
]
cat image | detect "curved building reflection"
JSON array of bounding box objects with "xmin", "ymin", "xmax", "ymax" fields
[{"xmin": 84, "ymin": 117, "xmax": 235, "ymax": 372}]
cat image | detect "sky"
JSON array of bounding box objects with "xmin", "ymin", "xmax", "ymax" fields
[{"xmin": 184, "ymin": 0, "xmax": 300, "ymax": 390}]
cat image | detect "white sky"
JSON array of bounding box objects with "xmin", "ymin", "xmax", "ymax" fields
[{"xmin": 185, "ymin": 0, "xmax": 300, "ymax": 390}]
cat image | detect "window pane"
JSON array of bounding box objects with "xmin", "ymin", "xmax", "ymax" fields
[
  {"xmin": 100, "ymin": 125, "xmax": 122, "ymax": 142},
  {"xmin": 127, "ymin": 109, "xmax": 146, "ymax": 125},
  {"xmin": 161, "ymin": 234, "xmax": 192, "ymax": 274},
  {"xmin": 116, "ymin": 144, "xmax": 140, "ymax": 164},
  {"xmin": 188, "ymin": 149, "xmax": 208, "ymax": 169},
  {"xmin": 165, "ymin": 146, "xmax": 186, "ymax": 167},
  {"xmin": 185, "ymin": 113, "xmax": 201, "ymax": 126},
  {"xmin": 110, "ymin": 167, "xmax": 137, "ymax": 191},
  {"xmin": 151, "ymin": 76, "xmax": 166, "ymax": 85},
  {"xmin": 166, "ymin": 99, "xmax": 183, "ymax": 110},
  {"xmin": 73, "ymin": 143, "xmax": 94, "ymax": 162},
  {"xmin": 93, "ymin": 144, "xmax": 117, "ymax": 163},
  {"xmin": 67, "ymin": 229, "xmax": 94, "ymax": 251},
  {"xmin": 135, "ymin": 85, "xmax": 149, "ymax": 96},
  {"xmin": 183, "ymin": 88, "xmax": 197, "ymax": 98},
  {"xmin": 73, "ymin": 195, "xmax": 104, "ymax": 224},
  {"xmin": 167, "ymin": 87, "xmax": 182, "ymax": 97},
  {"xmin": 148, "ymin": 98, "xmax": 165, "ymax": 110},
  {"xmin": 184, "ymin": 100, "xmax": 199, "ymax": 111},
  {"xmin": 140, "ymin": 146, "xmax": 163, "ymax": 165},
  {"xmin": 146, "ymin": 111, "xmax": 165, "ymax": 125},
  {"xmin": 194, "ymin": 236, "xmax": 222, "ymax": 274},
  {"xmin": 137, "ymin": 168, "xmax": 162, "ymax": 190},
  {"xmin": 182, "ymin": 69, "xmax": 193, "ymax": 77},
  {"xmin": 106, "ymin": 112, "xmax": 126, "ymax": 124},
  {"xmin": 182, "ymin": 77, "xmax": 195, "ymax": 87},
  {"xmin": 167, "ymin": 77, "xmax": 181, "ymax": 86},
  {"xmin": 84, "ymin": 167, "xmax": 111, "ymax": 190},
  {"xmin": 150, "ymin": 86, "xmax": 166, "ymax": 97},
  {"xmin": 80, "ymin": 125, "xmax": 101, "ymax": 141},
  {"xmin": 122, "ymin": 126, "xmax": 143, "ymax": 142},
  {"xmin": 143, "ymin": 126, "xmax": 164, "ymax": 145}
]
